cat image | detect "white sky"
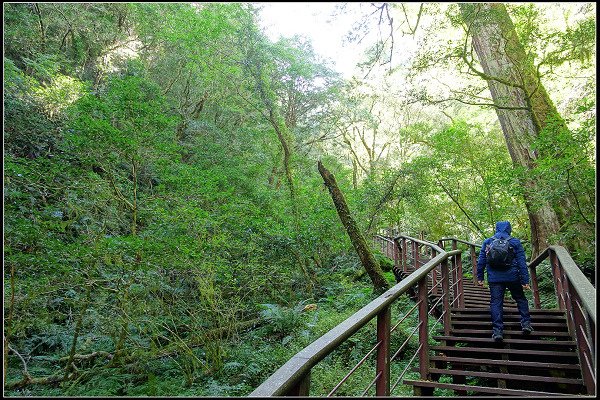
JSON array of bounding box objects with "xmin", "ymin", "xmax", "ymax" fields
[{"xmin": 255, "ymin": 2, "xmax": 368, "ymax": 78}]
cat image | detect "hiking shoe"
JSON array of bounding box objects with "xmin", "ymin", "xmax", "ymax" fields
[
  {"xmin": 522, "ymin": 323, "xmax": 534, "ymax": 335},
  {"xmin": 492, "ymin": 332, "xmax": 503, "ymax": 342}
]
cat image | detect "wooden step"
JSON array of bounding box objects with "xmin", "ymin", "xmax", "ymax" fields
[
  {"xmin": 403, "ymin": 379, "xmax": 573, "ymax": 396},
  {"xmin": 461, "ymin": 292, "xmax": 494, "ymax": 296},
  {"xmin": 452, "ymin": 307, "xmax": 565, "ymax": 315},
  {"xmin": 440, "ymin": 328, "xmax": 572, "ymax": 338},
  {"xmin": 427, "ymin": 368, "xmax": 585, "ymax": 387},
  {"xmin": 452, "ymin": 313, "xmax": 566, "ymax": 321},
  {"xmin": 462, "ymin": 302, "xmax": 518, "ymax": 308},
  {"xmin": 429, "ymin": 356, "xmax": 581, "ymax": 370},
  {"xmin": 430, "ymin": 345, "xmax": 579, "ymax": 360},
  {"xmin": 450, "ymin": 321, "xmax": 568, "ymax": 331},
  {"xmin": 432, "ymin": 335, "xmax": 576, "ymax": 347}
]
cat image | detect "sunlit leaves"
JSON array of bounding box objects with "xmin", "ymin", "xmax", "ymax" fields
[
  {"xmin": 67, "ymin": 75, "xmax": 175, "ymax": 165},
  {"xmin": 33, "ymin": 74, "xmax": 88, "ymax": 119},
  {"xmin": 390, "ymin": 121, "xmax": 526, "ymax": 240}
]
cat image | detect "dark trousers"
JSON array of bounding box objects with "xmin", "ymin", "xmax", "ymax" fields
[{"xmin": 489, "ymin": 281, "xmax": 531, "ymax": 333}]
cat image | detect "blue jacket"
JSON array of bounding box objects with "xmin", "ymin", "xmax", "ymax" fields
[{"xmin": 477, "ymin": 221, "xmax": 529, "ymax": 285}]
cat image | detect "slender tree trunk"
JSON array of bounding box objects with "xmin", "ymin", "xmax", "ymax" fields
[
  {"xmin": 131, "ymin": 159, "xmax": 137, "ymax": 236},
  {"xmin": 459, "ymin": 3, "xmax": 580, "ymax": 257},
  {"xmin": 268, "ymin": 109, "xmax": 296, "ymax": 203},
  {"xmin": 64, "ymin": 284, "xmax": 92, "ymax": 379},
  {"xmin": 318, "ymin": 161, "xmax": 390, "ymax": 292},
  {"xmin": 4, "ymin": 264, "xmax": 16, "ymax": 388},
  {"xmin": 33, "ymin": 4, "xmax": 46, "ymax": 49},
  {"xmin": 351, "ymin": 157, "xmax": 358, "ymax": 189}
]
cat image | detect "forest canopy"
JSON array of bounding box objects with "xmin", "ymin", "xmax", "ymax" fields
[{"xmin": 3, "ymin": 2, "xmax": 595, "ymax": 396}]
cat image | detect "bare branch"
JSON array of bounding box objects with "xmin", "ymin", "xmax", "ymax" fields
[
  {"xmin": 434, "ymin": 174, "xmax": 485, "ymax": 235},
  {"xmin": 418, "ymin": 91, "xmax": 531, "ymax": 111},
  {"xmin": 401, "ymin": 3, "xmax": 423, "ymax": 36},
  {"xmin": 342, "ymin": 129, "xmax": 369, "ymax": 174},
  {"xmin": 8, "ymin": 344, "xmax": 32, "ymax": 382}
]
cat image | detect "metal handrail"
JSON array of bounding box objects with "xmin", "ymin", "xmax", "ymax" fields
[
  {"xmin": 250, "ymin": 235, "xmax": 595, "ymax": 396},
  {"xmin": 439, "ymin": 237, "xmax": 482, "ymax": 248},
  {"xmin": 249, "ymin": 235, "xmax": 460, "ymax": 397},
  {"xmin": 527, "ymin": 245, "xmax": 596, "ymax": 394},
  {"xmin": 528, "ymin": 246, "xmax": 596, "ymax": 325},
  {"xmin": 395, "ymin": 235, "xmax": 445, "ymax": 252}
]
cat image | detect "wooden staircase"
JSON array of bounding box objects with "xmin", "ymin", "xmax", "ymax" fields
[
  {"xmin": 249, "ymin": 235, "xmax": 595, "ymax": 397},
  {"xmin": 400, "ymin": 265, "xmax": 588, "ymax": 396}
]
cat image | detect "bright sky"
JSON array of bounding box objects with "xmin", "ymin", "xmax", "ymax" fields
[{"xmin": 256, "ymin": 2, "xmax": 368, "ymax": 78}]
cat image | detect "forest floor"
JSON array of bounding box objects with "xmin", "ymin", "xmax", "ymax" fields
[{"xmin": 6, "ymin": 262, "xmax": 428, "ymax": 397}]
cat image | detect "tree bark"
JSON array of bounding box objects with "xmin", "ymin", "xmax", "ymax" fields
[
  {"xmin": 268, "ymin": 109, "xmax": 296, "ymax": 202},
  {"xmin": 459, "ymin": 3, "xmax": 575, "ymax": 257},
  {"xmin": 318, "ymin": 161, "xmax": 390, "ymax": 292}
]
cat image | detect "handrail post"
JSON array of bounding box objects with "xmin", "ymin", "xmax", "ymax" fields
[
  {"xmin": 449, "ymin": 249, "xmax": 456, "ymax": 307},
  {"xmin": 470, "ymin": 245, "xmax": 478, "ymax": 285},
  {"xmin": 456, "ymin": 253, "xmax": 464, "ymax": 308},
  {"xmin": 441, "ymin": 258, "xmax": 451, "ymax": 336},
  {"xmin": 529, "ymin": 264, "xmax": 541, "ymax": 309},
  {"xmin": 418, "ymin": 276, "xmax": 430, "ymax": 379},
  {"xmin": 376, "ymin": 306, "xmax": 391, "ymax": 396},
  {"xmin": 431, "ymin": 249, "xmax": 438, "ymax": 295},
  {"xmin": 413, "ymin": 241, "xmax": 419, "ymax": 270},
  {"xmin": 550, "ymin": 251, "xmax": 566, "ymax": 310},
  {"xmin": 402, "ymin": 238, "xmax": 408, "ymax": 273},
  {"xmin": 452, "ymin": 240, "xmax": 464, "ymax": 308},
  {"xmin": 393, "ymin": 239, "xmax": 399, "ymax": 268},
  {"xmin": 287, "ymin": 371, "xmax": 311, "ymax": 396},
  {"xmin": 562, "ymin": 272, "xmax": 576, "ymax": 337}
]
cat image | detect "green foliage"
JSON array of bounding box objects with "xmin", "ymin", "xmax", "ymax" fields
[
  {"xmin": 528, "ymin": 104, "xmax": 596, "ymax": 263},
  {"xmin": 366, "ymin": 120, "xmax": 529, "ymax": 242},
  {"xmin": 4, "ymin": 59, "xmax": 59, "ymax": 158},
  {"xmin": 510, "ymin": 3, "xmax": 596, "ymax": 67},
  {"xmin": 373, "ymin": 251, "xmax": 394, "ymax": 272},
  {"xmin": 68, "ymin": 74, "xmax": 176, "ymax": 164},
  {"xmin": 3, "ymin": 3, "xmax": 132, "ymax": 80},
  {"xmin": 258, "ymin": 303, "xmax": 306, "ymax": 340}
]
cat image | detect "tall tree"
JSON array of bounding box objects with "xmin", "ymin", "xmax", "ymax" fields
[
  {"xmin": 458, "ymin": 3, "xmax": 595, "ymax": 257},
  {"xmin": 351, "ymin": 2, "xmax": 594, "ymax": 259}
]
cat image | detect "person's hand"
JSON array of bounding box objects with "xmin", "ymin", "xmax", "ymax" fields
[
  {"xmin": 522, "ymin": 284, "xmax": 531, "ymax": 290},
  {"xmin": 477, "ymin": 280, "xmax": 484, "ymax": 287}
]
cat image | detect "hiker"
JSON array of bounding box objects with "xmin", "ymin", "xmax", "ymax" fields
[{"xmin": 477, "ymin": 221, "xmax": 533, "ymax": 342}]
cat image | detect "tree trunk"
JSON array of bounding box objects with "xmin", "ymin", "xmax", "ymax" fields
[
  {"xmin": 318, "ymin": 161, "xmax": 390, "ymax": 292},
  {"xmin": 459, "ymin": 3, "xmax": 575, "ymax": 257},
  {"xmin": 268, "ymin": 109, "xmax": 296, "ymax": 203},
  {"xmin": 351, "ymin": 157, "xmax": 358, "ymax": 189}
]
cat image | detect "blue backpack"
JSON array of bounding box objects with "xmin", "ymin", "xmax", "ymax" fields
[{"xmin": 486, "ymin": 237, "xmax": 514, "ymax": 270}]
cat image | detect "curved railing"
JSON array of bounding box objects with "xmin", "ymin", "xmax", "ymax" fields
[
  {"xmin": 249, "ymin": 234, "xmax": 596, "ymax": 396},
  {"xmin": 249, "ymin": 235, "xmax": 462, "ymax": 396}
]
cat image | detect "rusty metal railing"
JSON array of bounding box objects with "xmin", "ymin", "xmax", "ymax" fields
[
  {"xmin": 249, "ymin": 234, "xmax": 462, "ymax": 396},
  {"xmin": 528, "ymin": 246, "xmax": 596, "ymax": 395},
  {"xmin": 249, "ymin": 234, "xmax": 595, "ymax": 396}
]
